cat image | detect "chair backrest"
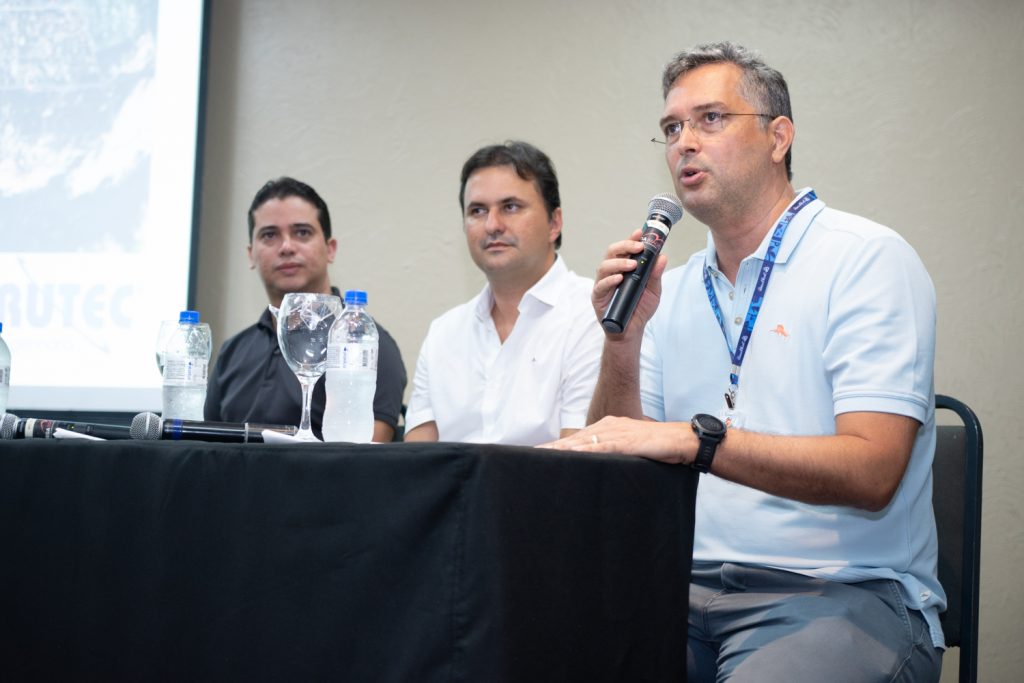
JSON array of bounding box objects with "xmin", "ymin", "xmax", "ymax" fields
[{"xmin": 932, "ymin": 394, "xmax": 983, "ymax": 683}]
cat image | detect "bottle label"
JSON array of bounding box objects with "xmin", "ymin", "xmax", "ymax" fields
[
  {"xmin": 163, "ymin": 357, "xmax": 208, "ymax": 384},
  {"xmin": 339, "ymin": 343, "xmax": 377, "ymax": 371},
  {"xmin": 0, "ymin": 366, "xmax": 9, "ymax": 386}
]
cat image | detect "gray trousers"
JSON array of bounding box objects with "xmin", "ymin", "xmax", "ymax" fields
[{"xmin": 688, "ymin": 563, "xmax": 942, "ymax": 683}]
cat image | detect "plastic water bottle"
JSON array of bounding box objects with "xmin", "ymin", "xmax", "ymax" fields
[
  {"xmin": 0, "ymin": 322, "xmax": 10, "ymax": 416},
  {"xmin": 322, "ymin": 290, "xmax": 378, "ymax": 442},
  {"xmin": 161, "ymin": 310, "xmax": 212, "ymax": 421}
]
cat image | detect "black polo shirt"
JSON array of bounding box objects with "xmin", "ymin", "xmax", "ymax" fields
[{"xmin": 205, "ymin": 298, "xmax": 407, "ymax": 439}]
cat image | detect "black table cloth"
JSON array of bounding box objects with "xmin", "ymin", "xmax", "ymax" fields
[{"xmin": 0, "ymin": 440, "xmax": 697, "ymax": 682}]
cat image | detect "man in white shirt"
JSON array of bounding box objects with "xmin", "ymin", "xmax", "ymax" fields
[{"xmin": 404, "ymin": 141, "xmax": 603, "ymax": 446}]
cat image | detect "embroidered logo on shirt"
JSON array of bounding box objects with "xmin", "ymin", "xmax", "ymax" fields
[{"xmin": 770, "ymin": 324, "xmax": 790, "ymax": 339}]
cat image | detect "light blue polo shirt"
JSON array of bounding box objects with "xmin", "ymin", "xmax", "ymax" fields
[{"xmin": 640, "ymin": 190, "xmax": 945, "ymax": 647}]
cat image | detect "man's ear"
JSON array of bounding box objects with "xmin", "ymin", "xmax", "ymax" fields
[
  {"xmin": 770, "ymin": 116, "xmax": 794, "ymax": 166},
  {"xmin": 549, "ymin": 207, "xmax": 563, "ymax": 245}
]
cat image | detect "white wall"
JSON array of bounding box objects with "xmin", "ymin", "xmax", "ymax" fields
[{"xmin": 196, "ymin": 1, "xmax": 1024, "ymax": 678}]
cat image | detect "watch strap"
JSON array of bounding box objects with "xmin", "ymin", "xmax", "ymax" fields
[
  {"xmin": 691, "ymin": 438, "xmax": 717, "ymax": 473},
  {"xmin": 690, "ymin": 413, "xmax": 726, "ymax": 473}
]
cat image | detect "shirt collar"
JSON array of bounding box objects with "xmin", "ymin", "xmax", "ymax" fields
[
  {"xmin": 522, "ymin": 254, "xmax": 568, "ymax": 308},
  {"xmin": 257, "ymin": 285, "xmax": 343, "ymax": 332},
  {"xmin": 473, "ymin": 254, "xmax": 567, "ymax": 321},
  {"xmin": 257, "ymin": 305, "xmax": 276, "ymax": 333},
  {"xmin": 704, "ymin": 188, "xmax": 824, "ymax": 269}
]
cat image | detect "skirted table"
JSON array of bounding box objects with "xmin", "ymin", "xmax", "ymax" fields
[{"xmin": 0, "ymin": 439, "xmax": 698, "ymax": 682}]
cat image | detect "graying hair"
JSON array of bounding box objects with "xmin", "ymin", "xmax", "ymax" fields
[{"xmin": 661, "ymin": 42, "xmax": 793, "ymax": 180}]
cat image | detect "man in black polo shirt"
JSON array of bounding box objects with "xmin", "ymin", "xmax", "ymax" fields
[{"xmin": 204, "ymin": 177, "xmax": 406, "ymax": 441}]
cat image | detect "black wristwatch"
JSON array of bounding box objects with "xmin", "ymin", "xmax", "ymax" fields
[{"xmin": 690, "ymin": 413, "xmax": 727, "ymax": 473}]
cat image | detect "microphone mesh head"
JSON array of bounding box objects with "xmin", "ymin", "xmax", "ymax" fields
[
  {"xmin": 0, "ymin": 412, "xmax": 19, "ymax": 440},
  {"xmin": 648, "ymin": 193, "xmax": 684, "ymax": 226},
  {"xmin": 130, "ymin": 412, "xmax": 163, "ymax": 440}
]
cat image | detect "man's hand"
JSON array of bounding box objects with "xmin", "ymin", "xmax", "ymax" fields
[
  {"xmin": 538, "ymin": 415, "xmax": 693, "ymax": 465},
  {"xmin": 540, "ymin": 411, "xmax": 921, "ymax": 512},
  {"xmin": 592, "ymin": 229, "xmax": 669, "ymax": 339}
]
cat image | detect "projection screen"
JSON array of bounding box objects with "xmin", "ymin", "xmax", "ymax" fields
[{"xmin": 0, "ymin": 0, "xmax": 207, "ymax": 414}]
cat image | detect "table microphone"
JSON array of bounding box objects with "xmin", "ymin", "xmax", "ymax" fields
[
  {"xmin": 130, "ymin": 412, "xmax": 298, "ymax": 443},
  {"xmin": 0, "ymin": 414, "xmax": 132, "ymax": 440},
  {"xmin": 0, "ymin": 412, "xmax": 18, "ymax": 439},
  {"xmin": 601, "ymin": 193, "xmax": 684, "ymax": 333}
]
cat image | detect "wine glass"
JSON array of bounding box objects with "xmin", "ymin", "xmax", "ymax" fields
[
  {"xmin": 274, "ymin": 292, "xmax": 342, "ymax": 441},
  {"xmin": 155, "ymin": 319, "xmax": 179, "ymax": 377}
]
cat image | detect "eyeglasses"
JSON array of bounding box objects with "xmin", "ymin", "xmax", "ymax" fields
[{"xmin": 651, "ymin": 111, "xmax": 773, "ymax": 144}]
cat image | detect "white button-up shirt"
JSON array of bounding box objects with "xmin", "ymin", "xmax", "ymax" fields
[{"xmin": 406, "ymin": 256, "xmax": 603, "ymax": 446}]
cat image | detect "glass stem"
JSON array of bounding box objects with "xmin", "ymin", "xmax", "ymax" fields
[{"xmin": 299, "ymin": 378, "xmax": 314, "ymax": 435}]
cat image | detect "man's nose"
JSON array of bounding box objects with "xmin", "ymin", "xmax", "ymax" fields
[
  {"xmin": 675, "ymin": 121, "xmax": 701, "ymax": 154},
  {"xmin": 278, "ymin": 234, "xmax": 297, "ymax": 253},
  {"xmin": 484, "ymin": 208, "xmax": 504, "ymax": 232}
]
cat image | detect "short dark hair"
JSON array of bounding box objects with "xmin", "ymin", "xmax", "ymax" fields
[
  {"xmin": 662, "ymin": 41, "xmax": 794, "ymax": 181},
  {"xmin": 459, "ymin": 140, "xmax": 562, "ymax": 249},
  {"xmin": 247, "ymin": 176, "xmax": 332, "ymax": 241}
]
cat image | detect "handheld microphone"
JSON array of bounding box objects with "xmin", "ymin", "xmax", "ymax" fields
[
  {"xmin": 130, "ymin": 412, "xmax": 298, "ymax": 443},
  {"xmin": 0, "ymin": 414, "xmax": 132, "ymax": 440},
  {"xmin": 601, "ymin": 193, "xmax": 684, "ymax": 334}
]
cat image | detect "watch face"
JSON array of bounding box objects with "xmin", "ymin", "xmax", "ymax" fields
[{"xmin": 694, "ymin": 413, "xmax": 725, "ymax": 433}]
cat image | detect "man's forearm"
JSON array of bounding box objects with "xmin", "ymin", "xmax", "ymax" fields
[
  {"xmin": 707, "ymin": 411, "xmax": 919, "ymax": 511},
  {"xmin": 586, "ymin": 337, "xmax": 646, "ymax": 424},
  {"xmin": 403, "ymin": 421, "xmax": 438, "ymax": 442}
]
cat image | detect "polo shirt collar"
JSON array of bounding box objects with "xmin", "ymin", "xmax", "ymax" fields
[
  {"xmin": 257, "ymin": 305, "xmax": 276, "ymax": 333},
  {"xmin": 257, "ymin": 285, "xmax": 344, "ymax": 332},
  {"xmin": 704, "ymin": 188, "xmax": 824, "ymax": 269}
]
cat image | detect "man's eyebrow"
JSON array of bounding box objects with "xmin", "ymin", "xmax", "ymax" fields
[
  {"xmin": 659, "ymin": 101, "xmax": 728, "ymax": 128},
  {"xmin": 691, "ymin": 101, "xmax": 727, "ymax": 112},
  {"xmin": 466, "ymin": 195, "xmax": 525, "ymax": 209}
]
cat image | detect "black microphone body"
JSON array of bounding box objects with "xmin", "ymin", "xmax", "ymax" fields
[
  {"xmin": 0, "ymin": 416, "xmax": 131, "ymax": 440},
  {"xmin": 602, "ymin": 194, "xmax": 684, "ymax": 334},
  {"xmin": 130, "ymin": 412, "xmax": 297, "ymax": 443}
]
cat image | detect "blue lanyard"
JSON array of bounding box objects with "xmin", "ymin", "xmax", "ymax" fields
[{"xmin": 702, "ymin": 190, "xmax": 817, "ymax": 409}]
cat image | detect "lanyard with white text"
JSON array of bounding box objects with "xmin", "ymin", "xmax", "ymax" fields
[{"xmin": 703, "ymin": 190, "xmax": 817, "ymax": 410}]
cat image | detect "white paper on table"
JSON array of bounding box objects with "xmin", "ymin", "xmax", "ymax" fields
[
  {"xmin": 53, "ymin": 428, "xmax": 105, "ymax": 441},
  {"xmin": 260, "ymin": 429, "xmax": 308, "ymax": 444}
]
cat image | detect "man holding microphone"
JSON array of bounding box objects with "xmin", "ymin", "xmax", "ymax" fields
[{"xmin": 545, "ymin": 42, "xmax": 943, "ymax": 681}]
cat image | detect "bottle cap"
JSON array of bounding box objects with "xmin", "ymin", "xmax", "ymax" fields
[
  {"xmin": 344, "ymin": 290, "xmax": 367, "ymax": 306},
  {"xmin": 179, "ymin": 310, "xmax": 200, "ymax": 324},
  {"xmin": 0, "ymin": 322, "xmax": 3, "ymax": 333}
]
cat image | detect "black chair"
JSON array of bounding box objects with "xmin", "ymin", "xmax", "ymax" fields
[{"xmin": 933, "ymin": 394, "xmax": 983, "ymax": 683}]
